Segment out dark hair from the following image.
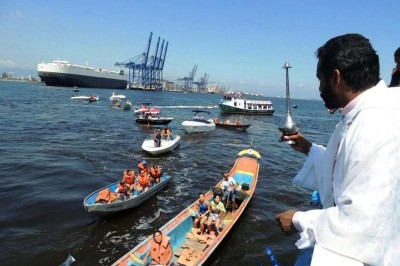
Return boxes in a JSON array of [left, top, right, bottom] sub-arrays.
[[153, 229, 162, 238], [199, 192, 204, 196], [316, 33, 380, 92], [395, 47, 400, 56]]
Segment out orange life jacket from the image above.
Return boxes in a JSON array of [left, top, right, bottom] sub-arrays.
[[95, 188, 119, 203], [117, 183, 130, 193], [138, 171, 149, 187], [150, 233, 171, 265], [123, 170, 135, 184], [150, 167, 162, 179]]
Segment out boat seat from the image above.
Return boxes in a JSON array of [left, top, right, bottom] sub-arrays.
[[233, 171, 253, 187]]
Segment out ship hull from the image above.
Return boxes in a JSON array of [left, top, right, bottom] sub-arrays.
[[219, 103, 275, 115], [38, 71, 127, 89]]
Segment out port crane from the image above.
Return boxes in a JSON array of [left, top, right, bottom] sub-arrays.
[[193, 72, 209, 93], [178, 64, 198, 92], [115, 32, 168, 90]]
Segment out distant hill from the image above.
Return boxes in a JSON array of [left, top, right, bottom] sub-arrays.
[[0, 67, 38, 79]]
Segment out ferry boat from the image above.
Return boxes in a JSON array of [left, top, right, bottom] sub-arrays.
[[38, 60, 128, 89], [219, 93, 275, 115]]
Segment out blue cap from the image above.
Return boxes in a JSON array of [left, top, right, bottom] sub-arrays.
[[142, 160, 147, 164]]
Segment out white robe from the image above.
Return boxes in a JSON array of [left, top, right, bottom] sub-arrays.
[[292, 81, 400, 265]]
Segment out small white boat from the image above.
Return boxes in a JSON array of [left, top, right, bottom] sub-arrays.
[[83, 174, 171, 216], [70, 95, 99, 102], [182, 109, 216, 133], [141, 133, 181, 155], [109, 92, 126, 101]]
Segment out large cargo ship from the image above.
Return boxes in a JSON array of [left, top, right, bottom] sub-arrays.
[[38, 60, 127, 89]]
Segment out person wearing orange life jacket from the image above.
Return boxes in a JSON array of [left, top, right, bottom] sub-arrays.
[[117, 169, 136, 194], [136, 170, 150, 193], [143, 230, 173, 266], [150, 165, 162, 183], [137, 160, 148, 174]]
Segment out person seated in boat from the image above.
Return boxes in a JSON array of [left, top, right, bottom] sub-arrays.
[[235, 119, 241, 125], [154, 129, 162, 147], [221, 173, 238, 212], [206, 194, 226, 234], [143, 229, 173, 266], [136, 170, 151, 193], [137, 160, 148, 174], [213, 117, 219, 123], [117, 169, 136, 195], [194, 192, 210, 235], [223, 119, 230, 124], [150, 165, 163, 183]]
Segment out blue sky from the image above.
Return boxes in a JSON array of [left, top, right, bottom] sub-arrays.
[[0, 0, 399, 99]]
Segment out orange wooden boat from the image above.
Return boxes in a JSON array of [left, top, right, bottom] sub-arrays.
[[112, 148, 261, 266]]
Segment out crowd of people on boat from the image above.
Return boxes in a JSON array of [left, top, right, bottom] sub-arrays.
[[116, 160, 163, 197]]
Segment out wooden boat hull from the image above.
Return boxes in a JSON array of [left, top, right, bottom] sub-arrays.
[[136, 118, 173, 125], [141, 135, 181, 155], [112, 150, 260, 266], [215, 122, 251, 130], [83, 174, 171, 216]]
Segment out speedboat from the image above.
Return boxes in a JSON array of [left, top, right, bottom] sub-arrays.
[[214, 119, 251, 131], [109, 92, 126, 101], [182, 109, 216, 133], [71, 95, 99, 101], [111, 149, 260, 265], [141, 132, 181, 155], [135, 104, 173, 125]]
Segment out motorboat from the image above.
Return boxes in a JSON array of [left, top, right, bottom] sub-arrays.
[[135, 104, 173, 125], [214, 118, 251, 130], [83, 174, 171, 216], [71, 95, 99, 102], [111, 148, 260, 265], [109, 92, 126, 101], [141, 132, 181, 155], [181, 109, 216, 133]]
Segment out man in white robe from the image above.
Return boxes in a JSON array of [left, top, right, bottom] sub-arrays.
[[275, 34, 400, 265]]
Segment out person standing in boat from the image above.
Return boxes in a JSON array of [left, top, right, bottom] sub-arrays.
[[221, 173, 237, 212], [389, 47, 400, 87], [143, 229, 173, 266], [275, 34, 400, 265], [154, 129, 162, 147]]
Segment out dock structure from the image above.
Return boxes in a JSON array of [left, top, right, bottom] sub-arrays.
[[193, 72, 209, 93], [178, 64, 198, 93], [115, 32, 168, 90]]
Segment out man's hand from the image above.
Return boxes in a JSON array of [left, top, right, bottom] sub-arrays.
[[275, 210, 298, 234], [281, 132, 312, 155]]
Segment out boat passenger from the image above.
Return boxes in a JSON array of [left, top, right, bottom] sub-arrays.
[[213, 117, 219, 123], [221, 173, 238, 212], [150, 165, 162, 183], [143, 229, 173, 266], [161, 126, 171, 140], [120, 169, 136, 194], [154, 129, 162, 147], [194, 192, 210, 235], [206, 195, 226, 234], [235, 119, 241, 125], [136, 170, 150, 193], [137, 160, 148, 174]]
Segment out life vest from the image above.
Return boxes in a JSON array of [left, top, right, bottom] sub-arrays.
[[95, 188, 119, 203], [117, 183, 130, 194], [123, 170, 135, 184], [138, 171, 149, 187], [137, 162, 148, 173], [150, 233, 171, 265], [150, 167, 162, 179]]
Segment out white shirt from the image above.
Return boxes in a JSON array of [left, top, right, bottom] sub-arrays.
[[220, 177, 236, 191], [292, 81, 400, 265]]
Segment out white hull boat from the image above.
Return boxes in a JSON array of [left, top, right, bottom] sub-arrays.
[[83, 174, 171, 216], [141, 134, 181, 155], [109, 92, 126, 101], [182, 119, 216, 133], [70, 95, 99, 101]]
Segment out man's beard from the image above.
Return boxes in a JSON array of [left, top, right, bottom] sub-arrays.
[[320, 83, 340, 110]]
